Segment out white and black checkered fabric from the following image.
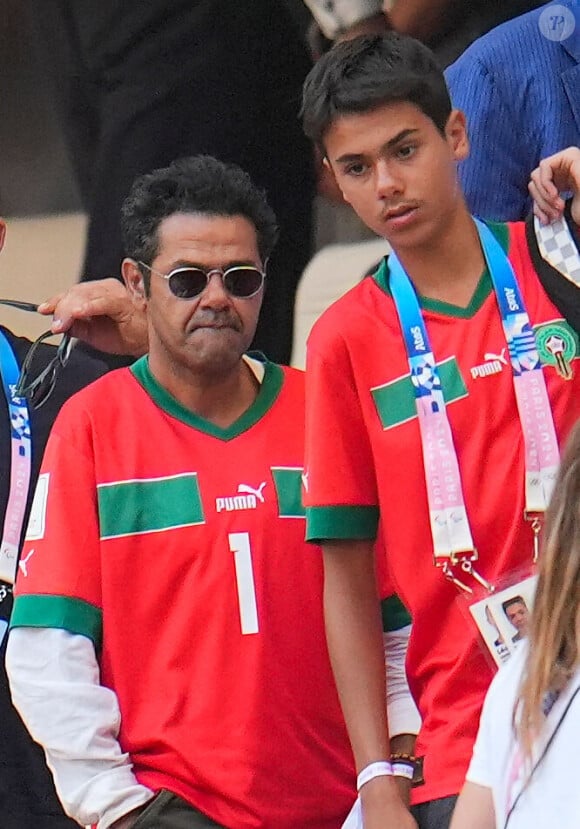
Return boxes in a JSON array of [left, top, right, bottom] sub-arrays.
[[535, 215, 580, 288]]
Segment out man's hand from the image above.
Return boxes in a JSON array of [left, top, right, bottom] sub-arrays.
[[38, 278, 148, 356], [360, 776, 418, 829], [529, 146, 580, 226]]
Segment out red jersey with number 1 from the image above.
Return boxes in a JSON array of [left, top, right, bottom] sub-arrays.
[[12, 359, 354, 828]]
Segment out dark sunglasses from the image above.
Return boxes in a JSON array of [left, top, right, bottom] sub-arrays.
[[138, 262, 265, 299], [0, 299, 72, 409]]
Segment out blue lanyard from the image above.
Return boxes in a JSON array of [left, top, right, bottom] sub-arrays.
[[388, 220, 559, 592], [0, 329, 32, 641]]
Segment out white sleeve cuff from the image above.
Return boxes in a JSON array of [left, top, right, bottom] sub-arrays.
[[384, 626, 421, 737]]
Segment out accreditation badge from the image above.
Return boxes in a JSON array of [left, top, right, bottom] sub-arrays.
[[464, 573, 538, 670]]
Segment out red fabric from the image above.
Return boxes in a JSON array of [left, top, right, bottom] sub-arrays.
[[305, 221, 580, 805], [17, 365, 354, 828]]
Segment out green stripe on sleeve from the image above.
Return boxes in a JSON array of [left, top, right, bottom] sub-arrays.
[[306, 505, 379, 543], [381, 594, 411, 632], [98, 473, 205, 539], [10, 595, 103, 649]]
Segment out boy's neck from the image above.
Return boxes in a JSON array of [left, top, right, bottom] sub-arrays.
[[393, 207, 486, 308]]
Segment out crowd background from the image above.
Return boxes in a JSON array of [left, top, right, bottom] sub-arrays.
[[0, 0, 548, 346]]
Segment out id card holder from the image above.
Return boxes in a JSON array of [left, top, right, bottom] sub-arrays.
[[460, 571, 538, 671]]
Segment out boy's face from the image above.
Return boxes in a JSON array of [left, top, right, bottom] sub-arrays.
[[323, 101, 469, 251]]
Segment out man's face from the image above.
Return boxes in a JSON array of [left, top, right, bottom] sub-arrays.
[[506, 601, 530, 636], [134, 212, 263, 379], [323, 101, 468, 251]]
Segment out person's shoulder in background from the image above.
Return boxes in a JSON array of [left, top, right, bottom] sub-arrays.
[[445, 2, 580, 221]]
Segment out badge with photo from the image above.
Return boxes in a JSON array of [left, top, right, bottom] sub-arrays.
[[468, 575, 538, 669]]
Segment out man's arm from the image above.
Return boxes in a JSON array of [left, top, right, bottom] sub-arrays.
[[6, 628, 153, 829], [38, 278, 148, 356], [322, 539, 417, 829]]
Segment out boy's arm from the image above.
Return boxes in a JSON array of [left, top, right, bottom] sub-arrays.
[[322, 539, 417, 829]]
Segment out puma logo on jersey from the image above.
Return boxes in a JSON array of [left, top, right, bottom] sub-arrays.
[[237, 482, 266, 502], [216, 483, 266, 513], [19, 549, 34, 577], [471, 348, 508, 379], [483, 348, 508, 366]]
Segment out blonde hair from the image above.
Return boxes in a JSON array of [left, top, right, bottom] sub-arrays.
[[516, 419, 580, 759]]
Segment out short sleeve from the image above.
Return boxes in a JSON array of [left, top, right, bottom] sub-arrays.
[[304, 320, 379, 543]]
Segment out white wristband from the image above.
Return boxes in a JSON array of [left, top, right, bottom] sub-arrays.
[[392, 761, 415, 780], [356, 761, 394, 791]]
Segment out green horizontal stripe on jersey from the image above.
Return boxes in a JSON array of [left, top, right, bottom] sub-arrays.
[[98, 473, 205, 539], [306, 505, 379, 543], [371, 356, 468, 430], [271, 467, 305, 518], [10, 595, 102, 648], [381, 594, 411, 632]]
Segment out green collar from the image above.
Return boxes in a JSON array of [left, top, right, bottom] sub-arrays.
[[130, 355, 284, 441], [372, 220, 509, 319]]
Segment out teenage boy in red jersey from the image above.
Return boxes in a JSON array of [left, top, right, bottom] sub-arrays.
[[5, 156, 418, 829], [300, 33, 580, 829]]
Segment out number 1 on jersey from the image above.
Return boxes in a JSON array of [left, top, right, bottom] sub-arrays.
[[229, 532, 259, 635]]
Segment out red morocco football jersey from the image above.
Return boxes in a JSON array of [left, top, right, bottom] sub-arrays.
[[304, 219, 580, 806], [12, 359, 355, 829]]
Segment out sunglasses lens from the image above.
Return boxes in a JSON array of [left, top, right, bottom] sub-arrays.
[[167, 269, 208, 299], [29, 368, 58, 410], [15, 332, 71, 409], [224, 267, 264, 298]]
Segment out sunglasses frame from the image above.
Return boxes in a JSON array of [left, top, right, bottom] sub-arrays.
[[138, 261, 265, 299], [0, 298, 72, 409]]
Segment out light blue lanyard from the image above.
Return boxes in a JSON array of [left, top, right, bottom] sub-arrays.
[[0, 330, 32, 641], [388, 220, 559, 591]]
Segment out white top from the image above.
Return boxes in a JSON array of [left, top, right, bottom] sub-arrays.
[[467, 645, 580, 829], [7, 625, 418, 829]]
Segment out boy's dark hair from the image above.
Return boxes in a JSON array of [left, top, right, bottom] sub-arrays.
[[121, 155, 278, 291], [301, 33, 452, 149]]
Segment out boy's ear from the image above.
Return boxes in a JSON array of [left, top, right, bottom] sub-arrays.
[[321, 157, 349, 205], [122, 259, 147, 308], [0, 219, 6, 253], [445, 109, 469, 162]]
